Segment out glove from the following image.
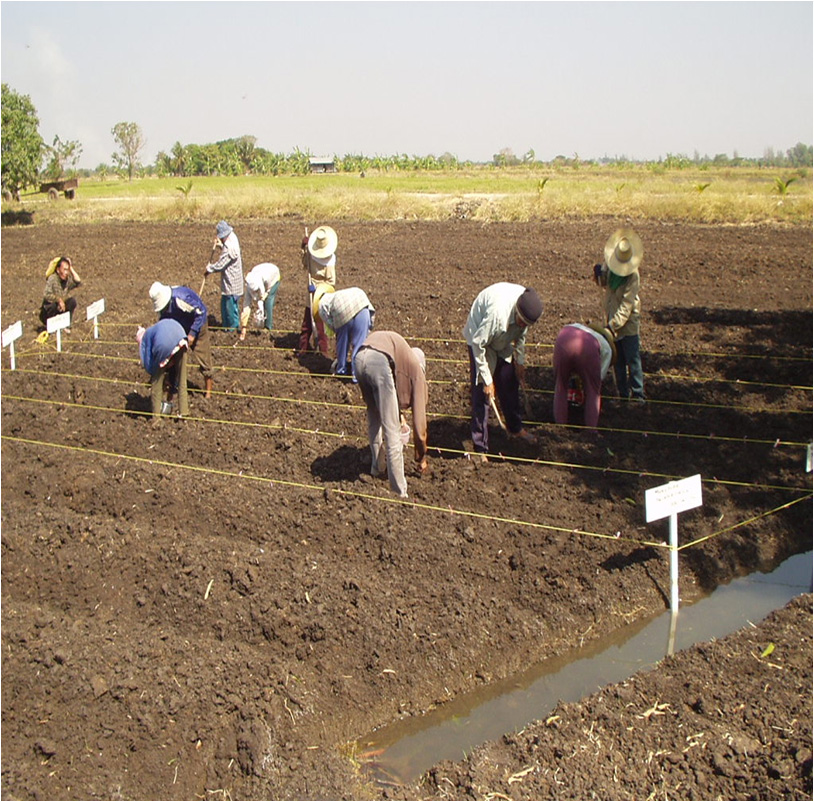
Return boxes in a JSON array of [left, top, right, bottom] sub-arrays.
[[301, 236, 309, 250], [308, 283, 316, 293], [593, 263, 602, 283]]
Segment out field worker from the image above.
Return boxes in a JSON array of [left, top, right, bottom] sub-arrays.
[[354, 331, 429, 498], [463, 283, 542, 457], [205, 220, 243, 332], [239, 262, 281, 343], [316, 286, 375, 383], [298, 225, 337, 356], [40, 256, 81, 331], [593, 228, 645, 402], [553, 323, 617, 429], [150, 281, 214, 399], [137, 318, 189, 417]]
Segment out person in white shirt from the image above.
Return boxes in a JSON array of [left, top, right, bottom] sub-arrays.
[[462, 282, 542, 456], [239, 262, 281, 343]]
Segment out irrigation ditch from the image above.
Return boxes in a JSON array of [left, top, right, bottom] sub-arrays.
[[1, 219, 811, 799]]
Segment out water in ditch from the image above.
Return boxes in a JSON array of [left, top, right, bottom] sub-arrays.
[[356, 550, 812, 786]]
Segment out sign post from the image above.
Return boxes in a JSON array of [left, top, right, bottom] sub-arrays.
[[2, 320, 23, 369], [645, 474, 703, 615], [46, 311, 71, 352], [86, 298, 105, 340]]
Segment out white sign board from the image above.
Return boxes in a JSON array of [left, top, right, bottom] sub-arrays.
[[46, 311, 71, 333], [645, 474, 703, 523], [2, 320, 23, 348], [86, 298, 105, 320]]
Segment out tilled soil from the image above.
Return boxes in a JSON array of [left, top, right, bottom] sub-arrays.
[[1, 219, 811, 800]]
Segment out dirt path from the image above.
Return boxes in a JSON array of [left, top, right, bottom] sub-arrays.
[[1, 220, 811, 799]]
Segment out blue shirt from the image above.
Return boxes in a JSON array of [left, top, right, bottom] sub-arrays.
[[140, 319, 187, 375], [160, 286, 207, 338]]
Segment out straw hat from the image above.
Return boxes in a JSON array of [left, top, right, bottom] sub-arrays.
[[308, 226, 338, 259], [312, 284, 335, 320], [604, 228, 643, 277], [149, 281, 172, 313]]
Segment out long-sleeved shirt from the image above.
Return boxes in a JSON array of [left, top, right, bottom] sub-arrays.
[[302, 251, 336, 287], [160, 286, 207, 339], [43, 272, 80, 303], [361, 330, 429, 462], [462, 282, 528, 387], [600, 265, 640, 338], [140, 319, 187, 375], [207, 231, 244, 296], [318, 287, 374, 333]]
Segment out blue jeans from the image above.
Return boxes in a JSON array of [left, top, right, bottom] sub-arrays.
[[614, 334, 644, 399], [221, 294, 240, 332], [335, 308, 373, 383]]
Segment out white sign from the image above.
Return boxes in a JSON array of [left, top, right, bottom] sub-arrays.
[[47, 311, 71, 333], [2, 320, 22, 348], [807, 443, 812, 474], [645, 474, 703, 523], [86, 298, 105, 320]]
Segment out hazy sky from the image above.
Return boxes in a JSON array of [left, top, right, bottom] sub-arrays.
[[2, 1, 812, 169]]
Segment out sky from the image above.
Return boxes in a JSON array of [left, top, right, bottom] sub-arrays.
[[1, 1, 812, 169]]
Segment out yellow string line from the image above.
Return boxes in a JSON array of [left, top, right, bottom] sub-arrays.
[[677, 494, 813, 551], [0, 434, 666, 549], [51, 338, 814, 392], [4, 393, 811, 494], [95, 323, 814, 363], [4, 368, 812, 449], [11, 350, 811, 416]]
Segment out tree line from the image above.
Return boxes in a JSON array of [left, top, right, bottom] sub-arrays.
[[2, 82, 812, 198]]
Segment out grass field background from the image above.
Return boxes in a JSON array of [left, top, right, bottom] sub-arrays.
[[4, 165, 811, 225]]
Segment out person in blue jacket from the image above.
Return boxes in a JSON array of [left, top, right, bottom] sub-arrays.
[[137, 318, 189, 417], [150, 282, 214, 398]]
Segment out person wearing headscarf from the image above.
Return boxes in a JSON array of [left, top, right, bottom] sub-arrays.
[[593, 228, 645, 402], [205, 220, 243, 332], [316, 286, 375, 383], [137, 318, 189, 417], [462, 283, 542, 458], [298, 225, 337, 357], [353, 330, 429, 498], [239, 262, 281, 343], [553, 323, 617, 429], [40, 256, 82, 330], [149, 282, 214, 399]]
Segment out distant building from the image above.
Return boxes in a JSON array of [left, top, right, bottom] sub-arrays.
[[309, 156, 336, 174]]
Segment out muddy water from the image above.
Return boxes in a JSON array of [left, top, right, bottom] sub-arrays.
[[357, 551, 812, 786]]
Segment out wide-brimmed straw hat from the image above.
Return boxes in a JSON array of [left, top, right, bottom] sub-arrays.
[[604, 228, 643, 277], [308, 226, 338, 259], [149, 281, 172, 313]]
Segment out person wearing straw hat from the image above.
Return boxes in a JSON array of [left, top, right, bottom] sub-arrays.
[[39, 256, 81, 331], [137, 318, 189, 417], [316, 286, 375, 383], [552, 322, 617, 429], [593, 228, 645, 402], [353, 331, 429, 498], [298, 225, 337, 356], [239, 262, 281, 344], [204, 220, 244, 332], [463, 283, 542, 459], [149, 281, 214, 399]]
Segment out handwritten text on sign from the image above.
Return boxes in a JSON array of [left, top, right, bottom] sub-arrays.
[[645, 474, 703, 523], [86, 298, 105, 320]]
